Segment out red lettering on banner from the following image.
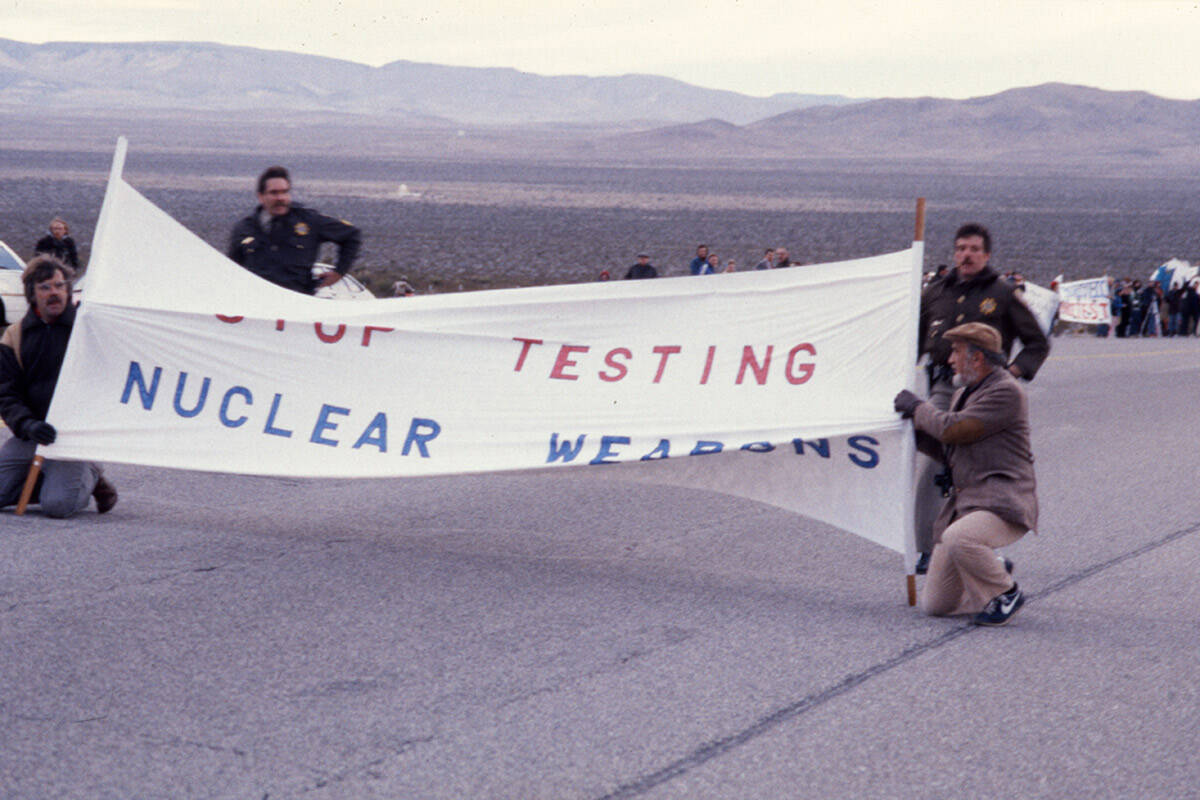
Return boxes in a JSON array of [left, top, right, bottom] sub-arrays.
[[786, 343, 816, 384], [314, 323, 347, 343], [512, 337, 543, 371], [362, 326, 394, 347], [506, 337, 818, 386], [550, 345, 590, 380], [699, 345, 716, 384], [651, 346, 681, 383], [215, 316, 398, 349], [599, 348, 632, 382], [736, 345, 773, 385]]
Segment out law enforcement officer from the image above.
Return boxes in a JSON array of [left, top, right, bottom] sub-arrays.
[[227, 166, 362, 295], [913, 223, 1048, 572]]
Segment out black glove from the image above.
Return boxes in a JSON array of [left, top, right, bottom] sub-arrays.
[[893, 389, 922, 418], [23, 420, 57, 445]]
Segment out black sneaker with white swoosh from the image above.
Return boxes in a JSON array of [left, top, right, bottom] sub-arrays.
[[974, 583, 1024, 626]]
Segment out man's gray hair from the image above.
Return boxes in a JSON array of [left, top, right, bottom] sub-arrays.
[[966, 342, 1008, 368]]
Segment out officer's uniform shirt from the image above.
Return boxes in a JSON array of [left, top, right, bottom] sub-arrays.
[[228, 203, 361, 295]]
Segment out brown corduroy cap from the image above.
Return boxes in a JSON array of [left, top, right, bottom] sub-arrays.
[[943, 322, 1002, 354]]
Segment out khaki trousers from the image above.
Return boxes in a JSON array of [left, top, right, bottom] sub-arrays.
[[920, 509, 1025, 617]]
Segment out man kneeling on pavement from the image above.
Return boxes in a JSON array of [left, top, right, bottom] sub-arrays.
[[894, 322, 1037, 626], [1, 256, 117, 516]]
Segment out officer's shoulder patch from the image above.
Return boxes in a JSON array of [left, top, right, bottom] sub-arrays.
[[294, 222, 310, 236]]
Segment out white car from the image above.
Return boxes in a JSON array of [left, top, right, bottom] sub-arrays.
[[312, 264, 376, 301], [0, 240, 27, 325]]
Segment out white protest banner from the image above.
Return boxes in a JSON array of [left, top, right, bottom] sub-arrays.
[[1058, 277, 1111, 324], [44, 141, 922, 557], [1018, 281, 1059, 335]]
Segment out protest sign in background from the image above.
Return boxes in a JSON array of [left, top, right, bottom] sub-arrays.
[[1058, 277, 1111, 324]]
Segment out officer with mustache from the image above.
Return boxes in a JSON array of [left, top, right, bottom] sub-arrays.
[[228, 165, 362, 295], [913, 223, 1048, 574]]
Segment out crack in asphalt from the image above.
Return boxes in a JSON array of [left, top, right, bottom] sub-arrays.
[[141, 733, 249, 758], [298, 736, 435, 794], [595, 519, 1200, 800]]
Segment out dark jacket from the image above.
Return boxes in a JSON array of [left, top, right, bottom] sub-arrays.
[[227, 204, 361, 294], [34, 235, 80, 269], [0, 302, 76, 440], [913, 367, 1038, 537], [919, 265, 1050, 380], [624, 263, 658, 280]]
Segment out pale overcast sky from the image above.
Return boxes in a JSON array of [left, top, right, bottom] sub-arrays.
[[5, 0, 1200, 99]]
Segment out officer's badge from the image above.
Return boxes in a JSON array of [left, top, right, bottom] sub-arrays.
[[980, 298, 997, 315], [294, 222, 310, 236]]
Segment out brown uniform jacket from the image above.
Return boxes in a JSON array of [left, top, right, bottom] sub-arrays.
[[913, 367, 1038, 539], [919, 266, 1050, 379]]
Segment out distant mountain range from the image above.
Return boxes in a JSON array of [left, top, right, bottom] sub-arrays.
[[609, 83, 1200, 162], [2, 39, 1198, 165], [0, 38, 858, 126]]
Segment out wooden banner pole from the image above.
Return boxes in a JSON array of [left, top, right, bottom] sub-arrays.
[[15, 453, 44, 515], [905, 198, 927, 607]]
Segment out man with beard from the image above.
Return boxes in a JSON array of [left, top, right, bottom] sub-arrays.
[[228, 166, 362, 295], [913, 224, 1048, 573], [0, 256, 117, 517], [688, 244, 713, 275], [894, 323, 1037, 626]]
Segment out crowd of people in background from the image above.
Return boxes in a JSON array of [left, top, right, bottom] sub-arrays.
[[1098, 278, 1200, 338], [608, 243, 798, 281]]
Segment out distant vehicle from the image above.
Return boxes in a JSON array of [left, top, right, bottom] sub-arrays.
[[312, 264, 376, 301], [1, 240, 27, 324]]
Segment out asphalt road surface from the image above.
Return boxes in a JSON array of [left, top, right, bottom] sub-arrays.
[[2, 334, 1198, 799]]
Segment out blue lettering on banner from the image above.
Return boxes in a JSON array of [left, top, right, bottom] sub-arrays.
[[121, 361, 162, 408], [546, 431, 883, 470], [590, 435, 630, 465], [264, 393, 293, 438], [354, 413, 388, 452], [547, 433, 586, 463], [792, 438, 830, 457], [219, 386, 252, 428], [173, 372, 211, 418], [401, 418, 441, 458], [847, 435, 880, 469], [640, 439, 670, 461], [311, 404, 351, 446], [117, 361, 440, 457]]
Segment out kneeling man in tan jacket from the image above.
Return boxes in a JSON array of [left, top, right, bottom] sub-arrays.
[[894, 322, 1037, 626]]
